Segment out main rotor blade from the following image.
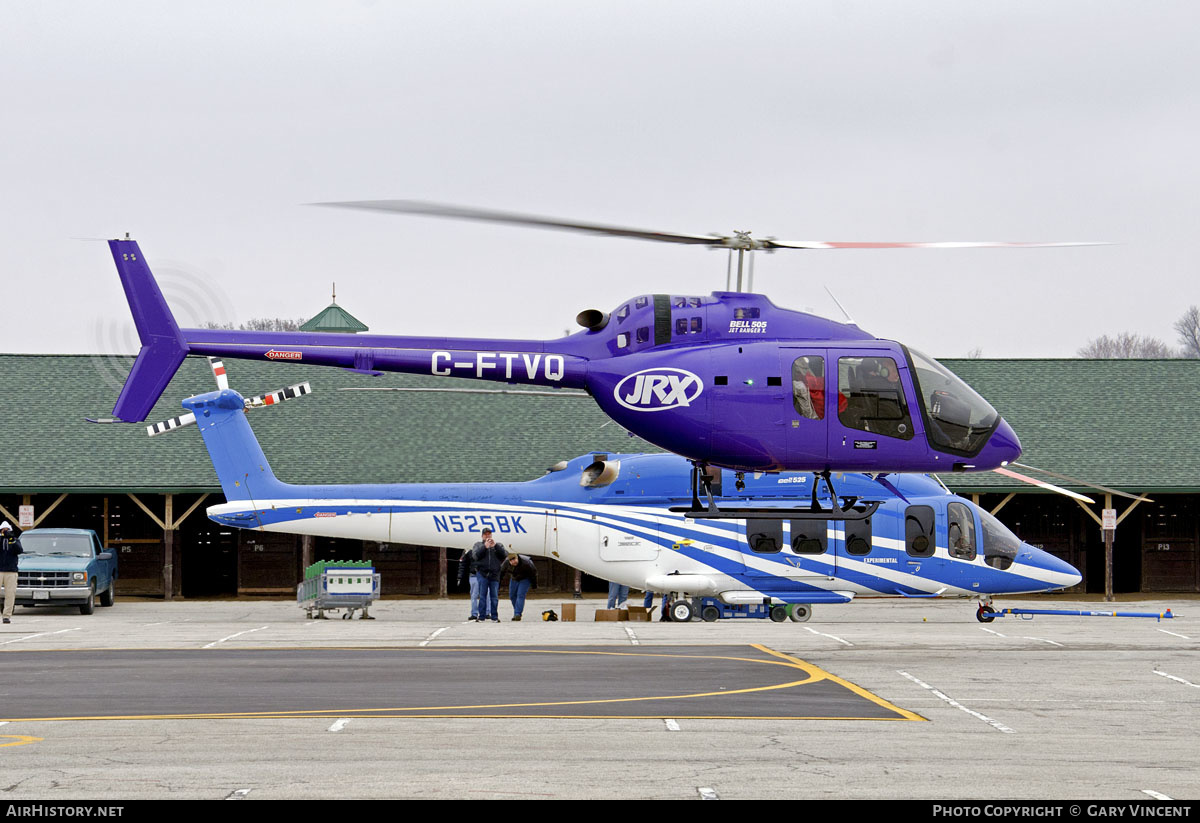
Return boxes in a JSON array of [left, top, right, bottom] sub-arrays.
[[764, 240, 1109, 250], [314, 200, 721, 246], [1010, 462, 1150, 503], [993, 467, 1095, 504]]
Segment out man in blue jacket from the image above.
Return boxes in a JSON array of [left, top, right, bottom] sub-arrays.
[[0, 522, 23, 624]]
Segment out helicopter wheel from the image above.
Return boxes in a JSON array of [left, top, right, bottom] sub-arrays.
[[976, 604, 997, 623], [670, 600, 695, 623], [789, 604, 812, 623]]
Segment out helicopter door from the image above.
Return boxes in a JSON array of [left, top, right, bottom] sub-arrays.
[[742, 518, 835, 583], [782, 349, 830, 468], [828, 351, 925, 471]]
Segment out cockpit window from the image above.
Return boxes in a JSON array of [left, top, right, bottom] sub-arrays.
[[947, 501, 977, 561], [635, 296, 649, 308], [636, 326, 650, 344], [616, 304, 630, 323], [905, 347, 1000, 456], [978, 508, 1019, 570], [838, 356, 914, 440]]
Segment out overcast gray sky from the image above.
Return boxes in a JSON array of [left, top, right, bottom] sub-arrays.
[[3, 0, 1196, 358]]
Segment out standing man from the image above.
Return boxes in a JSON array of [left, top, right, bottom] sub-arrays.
[[502, 553, 538, 621], [472, 528, 507, 623], [0, 522, 22, 625], [457, 544, 481, 622]]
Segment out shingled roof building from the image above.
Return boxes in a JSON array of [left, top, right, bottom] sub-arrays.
[[0, 355, 1196, 598]]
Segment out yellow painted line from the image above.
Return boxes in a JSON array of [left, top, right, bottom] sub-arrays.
[[753, 643, 926, 721], [0, 735, 42, 747], [0, 645, 919, 722]]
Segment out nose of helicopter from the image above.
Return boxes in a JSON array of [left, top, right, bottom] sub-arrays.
[[1023, 543, 1083, 591], [975, 417, 1022, 469]]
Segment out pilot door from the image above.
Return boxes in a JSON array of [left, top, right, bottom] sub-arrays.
[[742, 518, 836, 583], [827, 349, 925, 471]]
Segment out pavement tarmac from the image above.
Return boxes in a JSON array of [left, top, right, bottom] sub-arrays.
[[0, 594, 1194, 801]]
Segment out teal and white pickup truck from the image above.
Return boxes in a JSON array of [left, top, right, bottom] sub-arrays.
[[16, 528, 119, 615]]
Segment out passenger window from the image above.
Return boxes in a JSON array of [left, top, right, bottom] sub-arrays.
[[838, 356, 914, 440], [947, 502, 977, 561], [790, 520, 827, 554], [845, 517, 872, 555], [791, 356, 825, 420], [905, 506, 936, 557], [690, 316, 702, 333], [747, 520, 783, 554], [734, 307, 760, 320], [675, 317, 688, 335]]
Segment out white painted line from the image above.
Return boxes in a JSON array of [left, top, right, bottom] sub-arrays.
[[203, 626, 269, 649], [803, 626, 852, 646], [664, 719, 680, 732], [623, 625, 639, 646], [980, 627, 1007, 638], [1020, 636, 1065, 647], [225, 789, 251, 800], [328, 718, 351, 733], [1154, 670, 1200, 688], [0, 628, 81, 646], [1142, 790, 1173, 800], [420, 627, 450, 647], [899, 671, 1015, 733], [698, 787, 719, 800], [1158, 629, 1190, 639]]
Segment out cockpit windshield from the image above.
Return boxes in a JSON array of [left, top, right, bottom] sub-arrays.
[[978, 508, 1020, 570], [905, 347, 1000, 456]]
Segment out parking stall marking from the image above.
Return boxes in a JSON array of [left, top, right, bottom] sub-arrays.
[[898, 671, 1014, 733]]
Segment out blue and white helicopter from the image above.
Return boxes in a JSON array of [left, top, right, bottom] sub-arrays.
[[153, 361, 1082, 622]]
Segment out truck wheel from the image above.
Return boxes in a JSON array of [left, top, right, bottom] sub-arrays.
[[701, 605, 721, 622], [99, 581, 115, 607], [769, 605, 788, 622], [79, 584, 95, 615]]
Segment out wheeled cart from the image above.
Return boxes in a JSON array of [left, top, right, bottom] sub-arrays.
[[298, 563, 380, 619]]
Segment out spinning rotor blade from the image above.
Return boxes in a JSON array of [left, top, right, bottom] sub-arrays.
[[993, 467, 1094, 504], [246, 382, 312, 408], [315, 200, 720, 246], [315, 200, 1108, 253]]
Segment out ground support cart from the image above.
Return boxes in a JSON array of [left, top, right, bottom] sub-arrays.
[[297, 563, 380, 619]]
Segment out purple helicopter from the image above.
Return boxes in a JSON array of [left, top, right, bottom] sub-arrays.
[[103, 202, 1099, 518]]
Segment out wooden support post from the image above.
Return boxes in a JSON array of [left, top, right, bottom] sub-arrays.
[[438, 547, 448, 599]]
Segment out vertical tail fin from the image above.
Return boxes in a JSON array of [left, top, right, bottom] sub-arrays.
[[109, 238, 189, 422], [182, 389, 290, 502]]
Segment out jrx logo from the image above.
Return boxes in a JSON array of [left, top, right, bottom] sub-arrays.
[[614, 368, 704, 411]]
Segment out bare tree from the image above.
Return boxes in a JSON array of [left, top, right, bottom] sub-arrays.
[[1174, 306, 1200, 358], [1077, 333, 1174, 358], [201, 318, 307, 332]]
